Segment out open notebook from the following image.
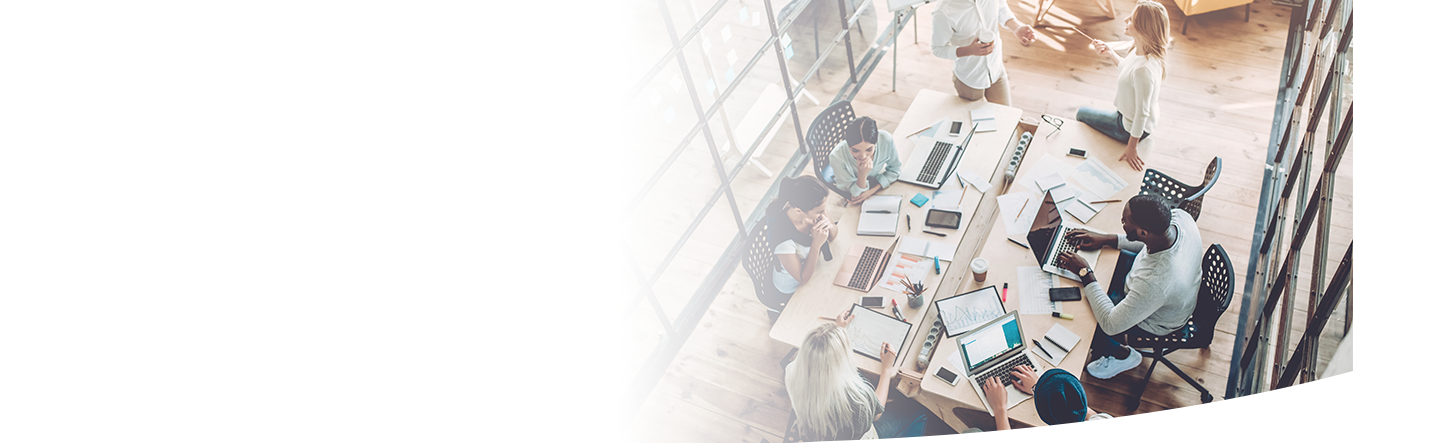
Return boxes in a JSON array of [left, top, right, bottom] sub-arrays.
[[857, 195, 902, 236]]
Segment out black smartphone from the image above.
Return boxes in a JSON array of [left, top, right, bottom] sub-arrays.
[[1049, 287, 1083, 302], [861, 296, 884, 307], [934, 366, 960, 385]]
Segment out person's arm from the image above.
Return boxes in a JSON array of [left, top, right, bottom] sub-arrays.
[[872, 343, 898, 420], [873, 132, 902, 188], [931, 12, 962, 60], [829, 145, 870, 197], [1120, 63, 1159, 170], [776, 235, 825, 286], [981, 377, 1010, 430], [1085, 275, 1167, 336]]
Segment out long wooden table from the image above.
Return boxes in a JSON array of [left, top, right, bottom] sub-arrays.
[[768, 89, 1023, 377], [907, 113, 1150, 429]]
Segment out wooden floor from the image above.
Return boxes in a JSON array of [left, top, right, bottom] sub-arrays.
[[623, 0, 1352, 441]]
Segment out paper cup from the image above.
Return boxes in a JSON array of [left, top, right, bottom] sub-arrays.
[[971, 258, 989, 282]]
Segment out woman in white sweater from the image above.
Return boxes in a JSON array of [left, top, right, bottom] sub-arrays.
[[1076, 0, 1170, 171]]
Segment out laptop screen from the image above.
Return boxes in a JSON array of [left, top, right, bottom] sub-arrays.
[[959, 314, 1024, 372], [1025, 191, 1063, 267]]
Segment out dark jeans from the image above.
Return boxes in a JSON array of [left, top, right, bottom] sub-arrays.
[[1088, 249, 1165, 360], [871, 398, 929, 443], [1076, 106, 1150, 144]]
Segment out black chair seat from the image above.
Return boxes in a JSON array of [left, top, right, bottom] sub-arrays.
[[1138, 157, 1221, 221], [1117, 244, 1232, 410]]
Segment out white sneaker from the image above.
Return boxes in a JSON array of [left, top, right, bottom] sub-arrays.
[[1086, 348, 1142, 379]]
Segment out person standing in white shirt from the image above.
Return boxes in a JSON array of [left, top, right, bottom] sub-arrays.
[[931, 0, 1035, 105], [1078, 0, 1170, 171]]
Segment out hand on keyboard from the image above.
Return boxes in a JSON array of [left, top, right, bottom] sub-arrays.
[[1065, 229, 1109, 251], [1009, 365, 1040, 395], [1057, 251, 1091, 275], [982, 376, 1009, 413]]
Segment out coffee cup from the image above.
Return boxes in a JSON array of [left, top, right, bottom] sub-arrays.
[[971, 258, 989, 282]]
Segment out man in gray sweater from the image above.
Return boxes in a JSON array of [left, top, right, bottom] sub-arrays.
[[1056, 194, 1202, 379]]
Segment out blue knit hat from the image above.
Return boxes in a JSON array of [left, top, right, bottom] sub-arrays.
[[1033, 369, 1088, 425]]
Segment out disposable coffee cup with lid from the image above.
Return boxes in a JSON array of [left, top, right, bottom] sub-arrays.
[[970, 258, 989, 282]]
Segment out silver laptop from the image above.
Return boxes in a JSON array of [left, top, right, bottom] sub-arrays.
[[955, 311, 1038, 415], [1025, 190, 1101, 282], [897, 123, 976, 189]]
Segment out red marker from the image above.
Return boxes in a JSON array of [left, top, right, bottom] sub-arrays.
[[1002, 283, 1009, 302], [890, 299, 905, 320]]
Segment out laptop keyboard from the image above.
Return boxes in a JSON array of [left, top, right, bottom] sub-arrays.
[[974, 353, 1036, 388], [915, 141, 952, 184], [1048, 228, 1082, 269], [848, 246, 883, 289]]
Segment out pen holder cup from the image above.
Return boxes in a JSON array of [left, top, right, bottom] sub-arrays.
[[907, 292, 924, 309]]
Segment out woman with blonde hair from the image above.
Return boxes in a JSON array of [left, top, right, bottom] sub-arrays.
[[784, 313, 929, 443], [1077, 0, 1170, 171]]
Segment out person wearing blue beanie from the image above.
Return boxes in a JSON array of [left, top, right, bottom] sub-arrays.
[[980, 367, 1113, 430]]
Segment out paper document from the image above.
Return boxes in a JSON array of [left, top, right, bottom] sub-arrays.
[[946, 350, 965, 372], [1017, 266, 1058, 315], [907, 119, 946, 143], [1068, 156, 1129, 200], [848, 304, 913, 361], [956, 169, 993, 193], [898, 236, 957, 262], [878, 253, 931, 294], [997, 191, 1043, 236], [929, 189, 965, 210], [1014, 155, 1073, 196]]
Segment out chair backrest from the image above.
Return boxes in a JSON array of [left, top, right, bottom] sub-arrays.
[[805, 100, 855, 197], [741, 216, 784, 311], [1177, 157, 1222, 221], [1188, 244, 1234, 345]]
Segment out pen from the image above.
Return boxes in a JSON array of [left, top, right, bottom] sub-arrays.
[[1052, 312, 1074, 320], [907, 214, 912, 231], [1032, 339, 1054, 359], [891, 299, 906, 320], [923, 230, 946, 237], [866, 210, 890, 213], [1002, 283, 1008, 302], [1090, 199, 1121, 204], [1015, 198, 1029, 220], [1045, 335, 1068, 352], [1008, 237, 1029, 249], [933, 256, 940, 274]]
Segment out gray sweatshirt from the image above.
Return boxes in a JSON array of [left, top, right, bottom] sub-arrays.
[[1084, 209, 1202, 336]]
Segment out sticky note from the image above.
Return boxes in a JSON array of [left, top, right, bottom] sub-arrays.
[[910, 193, 930, 207]]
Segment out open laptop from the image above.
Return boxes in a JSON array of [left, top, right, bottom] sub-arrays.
[[832, 238, 900, 292], [1025, 190, 1102, 282], [897, 123, 976, 189], [954, 311, 1039, 415]]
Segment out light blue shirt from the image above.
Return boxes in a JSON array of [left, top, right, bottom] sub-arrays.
[[828, 130, 902, 197]]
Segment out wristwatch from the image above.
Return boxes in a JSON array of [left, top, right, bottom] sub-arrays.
[[1078, 267, 1092, 279]]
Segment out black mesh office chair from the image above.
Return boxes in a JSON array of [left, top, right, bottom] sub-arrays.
[[1138, 157, 1221, 221], [742, 217, 790, 324], [805, 100, 856, 199], [1120, 244, 1233, 410]]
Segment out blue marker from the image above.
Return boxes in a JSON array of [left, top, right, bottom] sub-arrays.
[[933, 256, 941, 274]]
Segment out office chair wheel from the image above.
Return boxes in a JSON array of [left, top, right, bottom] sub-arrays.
[[1200, 392, 1213, 404]]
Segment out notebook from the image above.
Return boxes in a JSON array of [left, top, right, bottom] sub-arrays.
[[857, 195, 902, 236], [1032, 323, 1083, 367]]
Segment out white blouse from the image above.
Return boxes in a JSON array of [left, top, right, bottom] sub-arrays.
[[1114, 51, 1164, 139]]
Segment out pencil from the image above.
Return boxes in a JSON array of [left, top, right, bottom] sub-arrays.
[[1015, 197, 1029, 220], [1090, 199, 1121, 204], [1070, 26, 1095, 42]]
